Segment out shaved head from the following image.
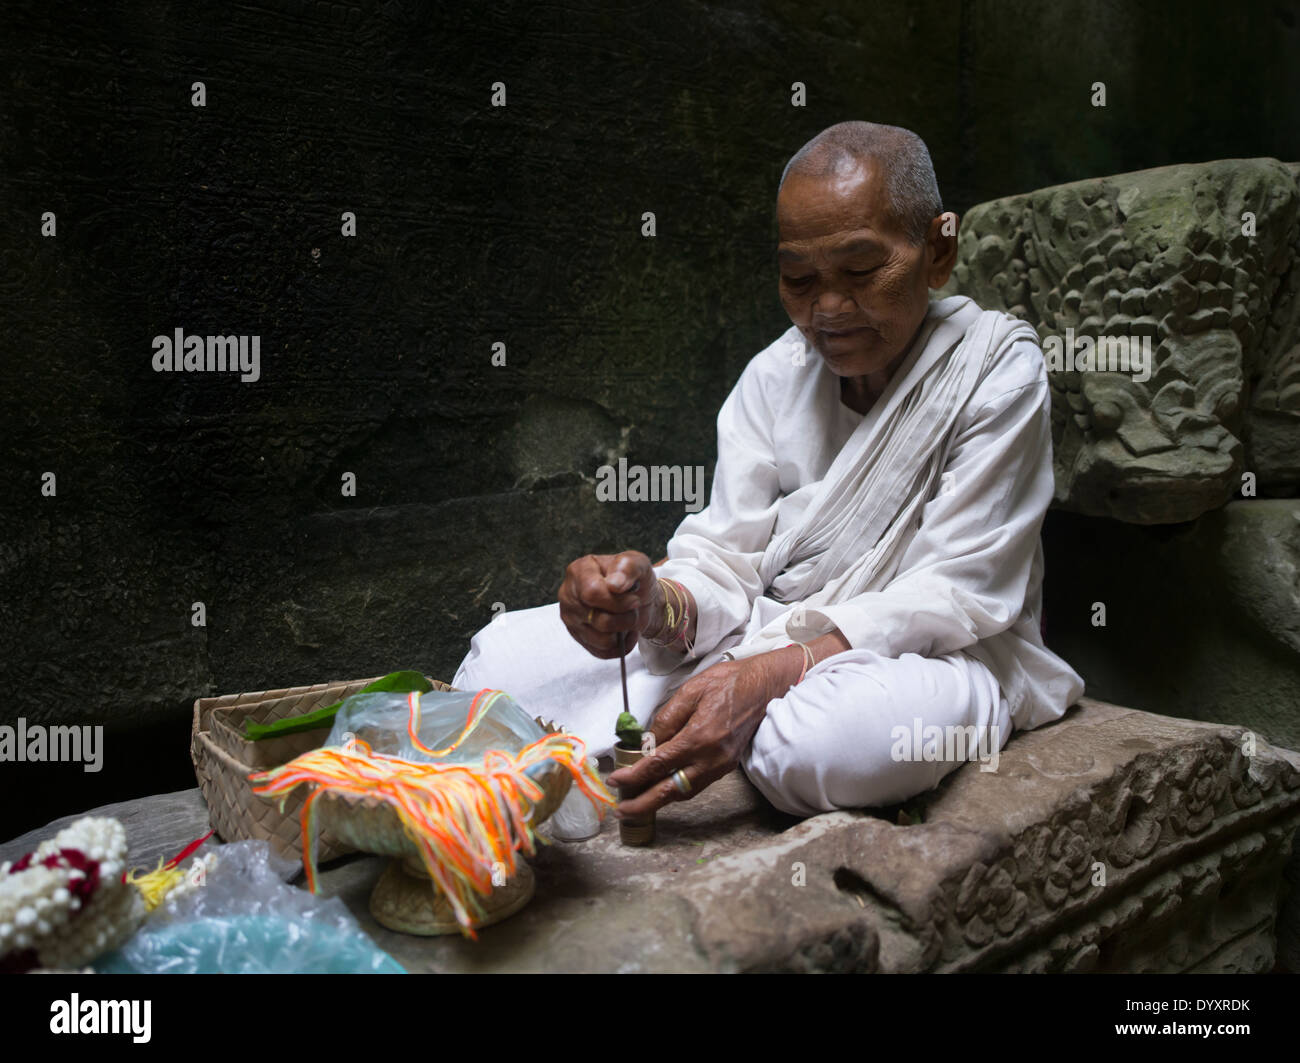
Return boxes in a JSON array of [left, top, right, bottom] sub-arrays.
[[779, 121, 942, 245], [774, 121, 960, 404]]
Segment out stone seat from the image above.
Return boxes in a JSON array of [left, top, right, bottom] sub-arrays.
[[5, 696, 1295, 973]]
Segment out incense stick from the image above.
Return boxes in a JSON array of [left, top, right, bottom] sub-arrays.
[[618, 579, 639, 717]]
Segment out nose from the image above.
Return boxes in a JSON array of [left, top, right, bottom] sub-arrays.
[[811, 287, 858, 322]]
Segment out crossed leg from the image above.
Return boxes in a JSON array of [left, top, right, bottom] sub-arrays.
[[740, 648, 1011, 817]]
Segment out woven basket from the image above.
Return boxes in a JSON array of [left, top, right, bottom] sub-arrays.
[[190, 675, 452, 864]]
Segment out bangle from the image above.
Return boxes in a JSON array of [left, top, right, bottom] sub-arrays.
[[784, 641, 815, 684], [649, 578, 683, 646], [647, 580, 672, 644], [653, 578, 694, 655], [673, 580, 695, 656]]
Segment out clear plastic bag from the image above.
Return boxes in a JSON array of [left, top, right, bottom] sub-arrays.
[[326, 689, 610, 842], [94, 841, 404, 974], [324, 688, 543, 764], [324, 688, 576, 814]]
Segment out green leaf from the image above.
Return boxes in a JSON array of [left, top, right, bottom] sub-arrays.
[[243, 670, 434, 741], [614, 710, 642, 750], [352, 670, 433, 696]]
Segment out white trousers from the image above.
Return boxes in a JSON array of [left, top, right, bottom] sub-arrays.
[[452, 601, 1011, 818]]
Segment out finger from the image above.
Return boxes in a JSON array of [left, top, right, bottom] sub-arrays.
[[616, 763, 723, 818], [583, 620, 646, 658], [558, 603, 625, 658], [603, 552, 647, 595], [572, 629, 625, 659], [558, 555, 604, 616], [605, 730, 694, 791], [647, 687, 700, 747], [604, 693, 700, 789], [560, 561, 641, 644], [582, 604, 642, 635], [583, 555, 648, 611]]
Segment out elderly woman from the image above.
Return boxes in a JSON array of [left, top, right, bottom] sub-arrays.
[[454, 121, 1084, 820]]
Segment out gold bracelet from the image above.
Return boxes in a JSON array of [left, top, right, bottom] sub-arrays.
[[668, 579, 687, 644], [667, 579, 694, 655], [652, 578, 687, 647], [648, 579, 678, 645]]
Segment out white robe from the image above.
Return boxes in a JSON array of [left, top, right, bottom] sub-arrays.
[[454, 296, 1085, 812]]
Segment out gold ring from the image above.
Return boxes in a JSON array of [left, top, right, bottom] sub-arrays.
[[671, 769, 692, 795]]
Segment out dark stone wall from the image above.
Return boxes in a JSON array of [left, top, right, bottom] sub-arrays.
[[2, 0, 1298, 840], [1041, 504, 1300, 757]]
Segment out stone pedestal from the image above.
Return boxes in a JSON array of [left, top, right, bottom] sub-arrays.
[[9, 698, 1294, 973]]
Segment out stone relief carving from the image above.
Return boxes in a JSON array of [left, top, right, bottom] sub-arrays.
[[948, 159, 1300, 523], [926, 728, 1299, 971]]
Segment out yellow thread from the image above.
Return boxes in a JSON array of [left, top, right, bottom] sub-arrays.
[[250, 731, 614, 938], [126, 860, 187, 912]]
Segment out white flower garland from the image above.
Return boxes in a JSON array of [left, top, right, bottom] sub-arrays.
[[0, 816, 145, 970]]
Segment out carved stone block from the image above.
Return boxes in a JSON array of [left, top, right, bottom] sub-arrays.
[[6, 700, 1295, 973], [947, 159, 1300, 523]]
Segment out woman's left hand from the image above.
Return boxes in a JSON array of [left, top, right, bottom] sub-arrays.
[[605, 647, 804, 817]]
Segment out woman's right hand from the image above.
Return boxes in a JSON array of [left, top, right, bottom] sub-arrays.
[[558, 551, 660, 659]]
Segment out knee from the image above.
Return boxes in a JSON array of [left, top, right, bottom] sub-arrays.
[[740, 738, 823, 817], [741, 690, 955, 817], [742, 733, 928, 818]]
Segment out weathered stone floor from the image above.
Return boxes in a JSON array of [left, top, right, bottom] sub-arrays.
[[5, 698, 1299, 973]]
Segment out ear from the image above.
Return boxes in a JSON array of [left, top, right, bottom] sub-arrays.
[[925, 211, 960, 289]]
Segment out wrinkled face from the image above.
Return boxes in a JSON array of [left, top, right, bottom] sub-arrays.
[[777, 159, 954, 379]]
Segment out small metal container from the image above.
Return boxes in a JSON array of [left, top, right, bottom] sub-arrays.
[[613, 744, 655, 846]]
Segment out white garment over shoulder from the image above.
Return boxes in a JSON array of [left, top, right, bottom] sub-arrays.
[[639, 295, 1084, 732], [454, 295, 1085, 770]]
